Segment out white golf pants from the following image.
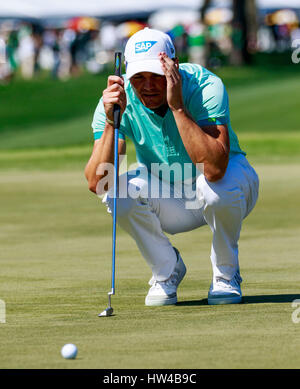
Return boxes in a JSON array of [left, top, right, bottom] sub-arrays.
[[103, 154, 259, 282]]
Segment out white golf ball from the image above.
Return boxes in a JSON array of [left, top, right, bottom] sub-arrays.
[[61, 343, 78, 359]]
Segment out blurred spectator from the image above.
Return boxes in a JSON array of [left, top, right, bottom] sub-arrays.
[[0, 36, 9, 82], [100, 22, 118, 53], [42, 28, 61, 78], [199, 7, 234, 68], [187, 22, 206, 66], [85, 29, 103, 74], [32, 23, 44, 74], [59, 28, 75, 79], [7, 29, 18, 75], [0, 36, 5, 63], [18, 25, 35, 79], [51, 30, 61, 78]]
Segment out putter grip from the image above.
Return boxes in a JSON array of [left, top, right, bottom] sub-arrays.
[[113, 52, 122, 129]]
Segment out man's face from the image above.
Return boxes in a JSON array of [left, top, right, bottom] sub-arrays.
[[130, 72, 167, 110]]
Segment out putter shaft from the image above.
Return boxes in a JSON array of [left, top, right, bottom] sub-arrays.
[[99, 52, 121, 318]]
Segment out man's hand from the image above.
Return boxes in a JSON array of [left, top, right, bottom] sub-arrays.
[[158, 52, 184, 112], [103, 76, 127, 122]]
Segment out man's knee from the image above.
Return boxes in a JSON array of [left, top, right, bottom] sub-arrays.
[[105, 192, 137, 220], [105, 169, 149, 220], [197, 175, 240, 211]]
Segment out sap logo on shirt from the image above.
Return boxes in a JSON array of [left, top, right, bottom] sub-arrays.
[[135, 41, 157, 53]]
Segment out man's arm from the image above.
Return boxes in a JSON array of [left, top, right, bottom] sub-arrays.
[[172, 110, 229, 182], [159, 52, 229, 182], [84, 127, 126, 194], [84, 75, 127, 194]]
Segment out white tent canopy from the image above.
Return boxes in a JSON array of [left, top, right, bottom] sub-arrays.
[[258, 0, 300, 9], [0, 0, 299, 19], [0, 0, 201, 18]]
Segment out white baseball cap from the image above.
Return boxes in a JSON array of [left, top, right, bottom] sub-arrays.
[[124, 27, 176, 79]]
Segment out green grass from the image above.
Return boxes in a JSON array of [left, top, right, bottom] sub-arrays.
[[0, 164, 300, 369], [0, 63, 300, 368], [0, 63, 299, 155], [0, 71, 108, 133]]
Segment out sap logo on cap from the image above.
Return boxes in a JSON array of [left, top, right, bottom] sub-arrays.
[[135, 41, 157, 53]]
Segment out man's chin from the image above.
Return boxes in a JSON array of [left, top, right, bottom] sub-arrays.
[[144, 103, 161, 110], [140, 95, 163, 108], [142, 100, 164, 110]]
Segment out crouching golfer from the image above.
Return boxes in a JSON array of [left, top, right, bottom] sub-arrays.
[[85, 28, 259, 306]]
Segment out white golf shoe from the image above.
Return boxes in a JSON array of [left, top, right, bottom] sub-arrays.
[[145, 248, 186, 306], [208, 272, 242, 305]]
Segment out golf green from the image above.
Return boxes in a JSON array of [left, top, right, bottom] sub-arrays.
[[0, 162, 300, 368]]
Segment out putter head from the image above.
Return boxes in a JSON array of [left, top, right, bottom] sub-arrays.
[[98, 307, 114, 317]]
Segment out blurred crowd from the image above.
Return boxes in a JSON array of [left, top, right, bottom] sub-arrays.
[[0, 8, 299, 83], [259, 9, 300, 52], [0, 17, 110, 82]]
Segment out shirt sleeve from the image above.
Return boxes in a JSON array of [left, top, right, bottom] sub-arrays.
[[188, 75, 230, 126], [91, 98, 126, 141]]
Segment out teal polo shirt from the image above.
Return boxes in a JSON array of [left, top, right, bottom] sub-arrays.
[[91, 63, 245, 181]]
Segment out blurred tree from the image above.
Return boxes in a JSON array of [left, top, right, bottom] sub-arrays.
[[231, 0, 258, 65], [200, 0, 258, 66], [200, 0, 211, 21]]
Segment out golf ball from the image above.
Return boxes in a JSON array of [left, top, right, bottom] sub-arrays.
[[61, 343, 78, 359]]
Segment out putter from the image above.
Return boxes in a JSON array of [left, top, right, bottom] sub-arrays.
[[98, 52, 122, 318]]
